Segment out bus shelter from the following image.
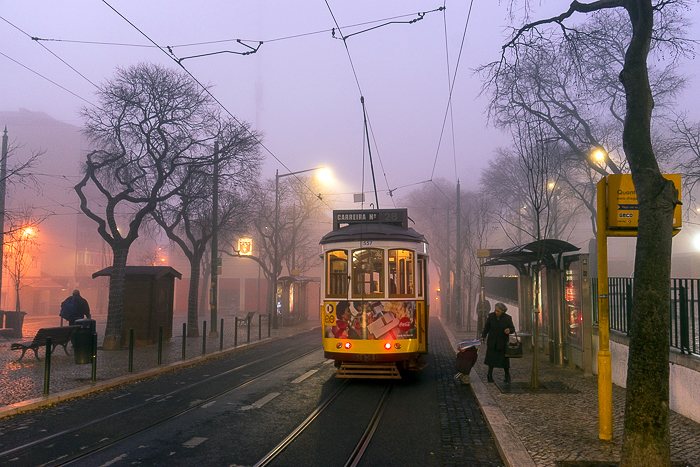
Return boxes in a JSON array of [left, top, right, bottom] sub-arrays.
[[276, 275, 321, 326], [482, 239, 581, 365]]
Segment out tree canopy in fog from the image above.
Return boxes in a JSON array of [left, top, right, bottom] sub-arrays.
[[485, 1, 694, 465], [76, 62, 253, 350]]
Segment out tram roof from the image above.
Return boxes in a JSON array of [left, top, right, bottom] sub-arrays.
[[320, 223, 427, 245]]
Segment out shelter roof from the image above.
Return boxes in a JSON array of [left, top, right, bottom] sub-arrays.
[[92, 266, 182, 280], [482, 239, 580, 272]]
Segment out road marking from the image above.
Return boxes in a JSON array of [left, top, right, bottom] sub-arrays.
[[201, 401, 217, 409], [97, 453, 127, 466], [145, 395, 162, 401], [183, 437, 208, 448], [323, 359, 334, 364], [291, 370, 318, 384], [189, 399, 204, 407], [240, 392, 280, 411], [112, 393, 131, 399]]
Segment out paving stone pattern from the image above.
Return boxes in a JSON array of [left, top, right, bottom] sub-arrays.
[[450, 324, 700, 467], [433, 323, 505, 467]]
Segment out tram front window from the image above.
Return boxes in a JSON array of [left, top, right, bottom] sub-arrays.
[[389, 249, 414, 297], [352, 248, 384, 297], [327, 250, 348, 297]]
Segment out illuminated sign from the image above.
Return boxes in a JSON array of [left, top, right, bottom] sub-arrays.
[[606, 174, 681, 230], [238, 238, 253, 256]]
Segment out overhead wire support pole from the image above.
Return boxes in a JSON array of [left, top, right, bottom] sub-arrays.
[[361, 97, 379, 209], [210, 142, 219, 337]]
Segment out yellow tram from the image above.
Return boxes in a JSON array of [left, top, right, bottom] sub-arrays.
[[320, 209, 429, 379]]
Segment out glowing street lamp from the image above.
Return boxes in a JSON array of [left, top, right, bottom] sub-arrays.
[[273, 166, 326, 329]]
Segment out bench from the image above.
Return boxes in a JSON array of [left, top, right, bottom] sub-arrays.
[[238, 312, 256, 326], [10, 326, 79, 361]]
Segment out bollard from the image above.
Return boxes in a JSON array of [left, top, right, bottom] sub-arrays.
[[128, 328, 134, 373], [202, 321, 207, 355], [247, 317, 251, 343], [43, 337, 52, 395], [91, 332, 97, 382], [234, 317, 238, 346], [158, 326, 163, 365], [259, 314, 262, 340], [182, 322, 187, 360], [268, 313, 271, 337], [220, 318, 224, 351]]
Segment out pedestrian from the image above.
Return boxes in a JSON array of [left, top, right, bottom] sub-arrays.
[[481, 302, 515, 383], [60, 289, 91, 326]]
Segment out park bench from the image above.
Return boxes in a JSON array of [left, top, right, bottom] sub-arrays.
[[10, 326, 79, 361], [239, 312, 256, 326]]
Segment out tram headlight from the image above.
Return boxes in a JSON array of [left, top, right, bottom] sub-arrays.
[[384, 342, 392, 350], [344, 342, 352, 349], [394, 343, 401, 349], [336, 342, 343, 349]]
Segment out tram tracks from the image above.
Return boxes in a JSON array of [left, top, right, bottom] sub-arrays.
[[254, 381, 394, 467], [0, 343, 321, 466]]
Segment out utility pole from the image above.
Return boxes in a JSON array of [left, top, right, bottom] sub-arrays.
[[455, 180, 462, 326], [209, 142, 219, 337], [0, 128, 7, 309]]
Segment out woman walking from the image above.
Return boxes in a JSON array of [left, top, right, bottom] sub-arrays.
[[481, 302, 515, 383]]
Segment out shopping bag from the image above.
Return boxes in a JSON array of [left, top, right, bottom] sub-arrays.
[[505, 332, 523, 358]]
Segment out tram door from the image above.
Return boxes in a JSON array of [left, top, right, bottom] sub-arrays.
[[416, 255, 429, 353]]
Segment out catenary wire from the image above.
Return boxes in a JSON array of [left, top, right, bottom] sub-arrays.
[[429, 0, 475, 181], [100, 0, 334, 211]]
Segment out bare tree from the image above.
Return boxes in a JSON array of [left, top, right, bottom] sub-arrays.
[[672, 113, 700, 207], [150, 130, 262, 337], [76, 63, 238, 350], [2, 208, 45, 312], [488, 2, 693, 464]]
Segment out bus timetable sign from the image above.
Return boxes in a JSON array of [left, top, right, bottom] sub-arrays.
[[606, 174, 681, 230], [333, 209, 408, 230]]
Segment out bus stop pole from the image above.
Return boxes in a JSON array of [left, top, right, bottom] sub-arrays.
[[596, 178, 613, 440]]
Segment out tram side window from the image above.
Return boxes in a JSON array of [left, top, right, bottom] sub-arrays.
[[352, 249, 384, 297], [389, 249, 414, 297], [417, 257, 425, 298], [327, 250, 348, 297]]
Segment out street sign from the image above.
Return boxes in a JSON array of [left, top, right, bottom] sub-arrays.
[[477, 248, 503, 258], [606, 174, 682, 230]]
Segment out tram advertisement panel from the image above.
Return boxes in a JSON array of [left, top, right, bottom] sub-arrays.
[[323, 300, 416, 340]]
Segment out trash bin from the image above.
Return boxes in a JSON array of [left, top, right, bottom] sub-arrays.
[[4, 311, 27, 338], [73, 318, 96, 364]]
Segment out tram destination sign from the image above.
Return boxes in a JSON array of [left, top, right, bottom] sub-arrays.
[[333, 209, 408, 230]]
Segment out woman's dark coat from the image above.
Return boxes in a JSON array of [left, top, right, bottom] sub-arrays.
[[481, 311, 515, 368]]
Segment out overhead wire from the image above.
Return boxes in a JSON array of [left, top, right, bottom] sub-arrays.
[[1, 15, 100, 89], [429, 0, 476, 181], [100, 0, 334, 211]]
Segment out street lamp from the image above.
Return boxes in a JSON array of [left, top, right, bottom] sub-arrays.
[[273, 166, 325, 329]]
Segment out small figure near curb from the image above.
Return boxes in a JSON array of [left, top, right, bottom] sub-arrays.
[[481, 302, 515, 383], [60, 289, 91, 326]]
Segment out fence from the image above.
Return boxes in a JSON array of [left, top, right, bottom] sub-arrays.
[[592, 278, 700, 356]]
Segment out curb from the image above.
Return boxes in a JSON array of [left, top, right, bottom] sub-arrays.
[[0, 325, 320, 420], [440, 317, 536, 467]]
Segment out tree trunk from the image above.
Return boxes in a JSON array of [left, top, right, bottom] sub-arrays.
[[14, 281, 20, 312], [620, 1, 674, 465], [187, 255, 201, 337], [103, 243, 129, 350]]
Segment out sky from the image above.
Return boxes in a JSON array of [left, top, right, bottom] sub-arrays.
[[1, 1, 699, 213]]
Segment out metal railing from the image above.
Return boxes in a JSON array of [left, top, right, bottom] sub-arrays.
[[592, 278, 700, 356]]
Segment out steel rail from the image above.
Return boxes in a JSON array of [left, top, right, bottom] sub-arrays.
[[344, 383, 393, 467], [0, 344, 321, 464]]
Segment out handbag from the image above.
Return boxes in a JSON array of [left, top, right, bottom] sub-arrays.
[[505, 331, 523, 358]]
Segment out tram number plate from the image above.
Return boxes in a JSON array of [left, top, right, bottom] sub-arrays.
[[324, 303, 336, 325]]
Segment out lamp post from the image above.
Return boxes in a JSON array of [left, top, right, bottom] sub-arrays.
[[273, 166, 325, 329]]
